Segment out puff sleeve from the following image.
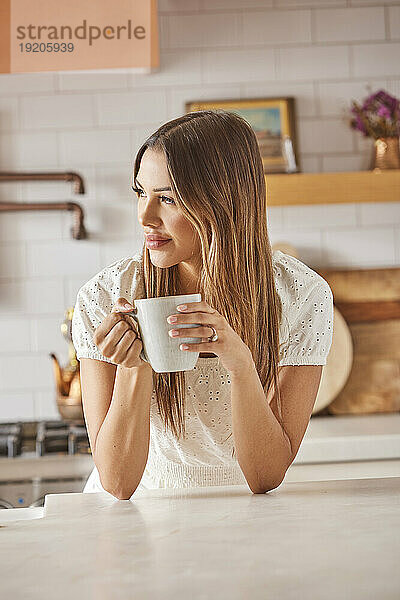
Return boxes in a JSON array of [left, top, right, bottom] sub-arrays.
[[71, 280, 116, 364], [71, 253, 144, 365], [273, 251, 334, 367]]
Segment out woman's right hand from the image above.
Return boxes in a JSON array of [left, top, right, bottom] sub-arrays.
[[93, 297, 147, 369]]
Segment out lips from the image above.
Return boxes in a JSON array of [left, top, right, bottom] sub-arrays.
[[146, 238, 171, 250], [145, 235, 171, 241]]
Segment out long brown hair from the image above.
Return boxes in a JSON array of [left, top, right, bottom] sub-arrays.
[[132, 110, 285, 457]]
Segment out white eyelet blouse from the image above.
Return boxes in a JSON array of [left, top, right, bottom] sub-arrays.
[[71, 250, 334, 497]]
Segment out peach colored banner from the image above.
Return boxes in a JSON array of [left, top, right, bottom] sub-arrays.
[[0, 0, 159, 73]]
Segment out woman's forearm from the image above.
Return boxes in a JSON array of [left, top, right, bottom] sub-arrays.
[[230, 360, 292, 494], [94, 362, 154, 499]]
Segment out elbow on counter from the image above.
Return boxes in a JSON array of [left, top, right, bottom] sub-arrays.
[[103, 484, 136, 501], [250, 471, 287, 494], [99, 474, 137, 501], [114, 491, 134, 501]]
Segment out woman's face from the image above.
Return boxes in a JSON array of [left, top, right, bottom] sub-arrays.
[[134, 148, 202, 289]]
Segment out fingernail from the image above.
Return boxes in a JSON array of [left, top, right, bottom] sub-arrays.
[[124, 303, 133, 309], [177, 305, 187, 311]]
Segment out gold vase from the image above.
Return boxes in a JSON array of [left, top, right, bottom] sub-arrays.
[[371, 136, 400, 171]]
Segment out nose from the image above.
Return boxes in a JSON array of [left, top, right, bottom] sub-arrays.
[[138, 201, 163, 230]]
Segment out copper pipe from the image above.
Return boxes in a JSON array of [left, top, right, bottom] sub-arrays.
[[0, 170, 87, 239], [0, 171, 85, 194], [0, 201, 87, 239]]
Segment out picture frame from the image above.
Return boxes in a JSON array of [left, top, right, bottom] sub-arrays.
[[185, 97, 299, 174]]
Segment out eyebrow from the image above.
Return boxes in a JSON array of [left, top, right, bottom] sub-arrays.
[[134, 178, 172, 192]]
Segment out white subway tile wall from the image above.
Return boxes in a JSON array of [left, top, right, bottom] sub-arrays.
[[0, 0, 399, 420]]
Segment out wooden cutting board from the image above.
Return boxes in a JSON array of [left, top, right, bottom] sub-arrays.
[[318, 265, 400, 303], [318, 265, 400, 415]]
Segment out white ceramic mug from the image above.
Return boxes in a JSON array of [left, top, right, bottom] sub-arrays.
[[126, 293, 202, 373]]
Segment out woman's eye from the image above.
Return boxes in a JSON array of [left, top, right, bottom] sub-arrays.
[[161, 195, 176, 205], [132, 187, 175, 205]]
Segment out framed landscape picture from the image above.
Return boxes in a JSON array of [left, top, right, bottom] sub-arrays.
[[185, 97, 299, 174]]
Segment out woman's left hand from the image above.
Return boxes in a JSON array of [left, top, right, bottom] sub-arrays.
[[167, 300, 253, 376]]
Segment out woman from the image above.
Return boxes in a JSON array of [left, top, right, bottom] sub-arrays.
[[72, 109, 334, 498]]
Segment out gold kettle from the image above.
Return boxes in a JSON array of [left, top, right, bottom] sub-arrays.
[[50, 307, 84, 424]]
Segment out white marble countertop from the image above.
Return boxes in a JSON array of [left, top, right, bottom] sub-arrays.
[[1, 477, 399, 599]]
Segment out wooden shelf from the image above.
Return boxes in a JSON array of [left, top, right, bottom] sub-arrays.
[[266, 169, 400, 206]]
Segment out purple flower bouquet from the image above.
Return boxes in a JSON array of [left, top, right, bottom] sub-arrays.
[[350, 90, 400, 139]]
